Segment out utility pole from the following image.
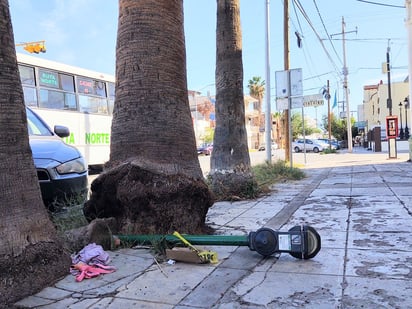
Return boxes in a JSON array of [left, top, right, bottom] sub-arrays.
[[284, 0, 291, 164], [265, 0, 272, 163], [405, 0, 412, 162], [386, 44, 393, 116], [385, 41, 398, 159], [332, 18, 355, 152], [342, 17, 353, 153], [327, 80, 332, 149]]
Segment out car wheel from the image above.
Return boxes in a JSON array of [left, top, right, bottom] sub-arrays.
[[313, 147, 319, 153], [294, 146, 300, 153]]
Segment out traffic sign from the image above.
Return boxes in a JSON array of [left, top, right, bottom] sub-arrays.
[[303, 94, 324, 107], [275, 68, 302, 98], [276, 97, 304, 110]]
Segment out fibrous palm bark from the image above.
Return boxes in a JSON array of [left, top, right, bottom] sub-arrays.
[[0, 0, 70, 306], [84, 0, 213, 235], [209, 0, 257, 199]]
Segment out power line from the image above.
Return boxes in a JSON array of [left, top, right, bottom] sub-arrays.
[[303, 71, 336, 81], [290, 0, 304, 35], [312, 0, 342, 65], [329, 38, 406, 42], [290, 0, 323, 84], [355, 0, 405, 9], [292, 0, 342, 82]]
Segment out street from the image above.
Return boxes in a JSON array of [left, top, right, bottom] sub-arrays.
[[90, 143, 411, 185]]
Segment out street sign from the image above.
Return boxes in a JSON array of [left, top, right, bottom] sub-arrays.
[[276, 97, 288, 110], [275, 68, 303, 99], [275, 71, 289, 98], [290, 68, 303, 97], [291, 97, 304, 109], [275, 68, 303, 110], [303, 94, 324, 107], [276, 97, 304, 110]]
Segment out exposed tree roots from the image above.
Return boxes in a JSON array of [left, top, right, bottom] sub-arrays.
[[84, 160, 214, 235]]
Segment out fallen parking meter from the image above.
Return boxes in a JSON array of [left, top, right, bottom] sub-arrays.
[[248, 225, 321, 259], [116, 225, 321, 260]]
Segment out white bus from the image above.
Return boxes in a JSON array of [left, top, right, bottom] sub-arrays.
[[17, 53, 115, 170]]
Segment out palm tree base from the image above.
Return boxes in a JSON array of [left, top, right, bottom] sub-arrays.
[[84, 160, 214, 235]]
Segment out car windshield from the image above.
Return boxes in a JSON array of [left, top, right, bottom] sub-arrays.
[[26, 108, 53, 136]]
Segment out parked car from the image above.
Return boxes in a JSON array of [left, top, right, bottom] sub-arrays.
[[317, 138, 340, 150], [27, 107, 88, 210], [258, 142, 279, 151], [292, 138, 326, 153], [197, 144, 213, 155]]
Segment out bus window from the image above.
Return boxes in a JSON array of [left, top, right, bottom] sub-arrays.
[[108, 99, 114, 115], [39, 69, 59, 88], [77, 77, 107, 97], [60, 74, 75, 92], [39, 89, 76, 110], [77, 77, 94, 95], [78, 95, 108, 114], [22, 86, 38, 107], [19, 65, 36, 85], [108, 82, 115, 114], [64, 93, 77, 110], [94, 81, 106, 97], [108, 82, 115, 100]]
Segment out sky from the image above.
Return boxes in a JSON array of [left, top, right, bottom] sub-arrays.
[[9, 0, 409, 125]]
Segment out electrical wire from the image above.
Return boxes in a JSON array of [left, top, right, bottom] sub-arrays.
[[312, 0, 342, 65], [290, 0, 320, 84], [329, 38, 406, 42], [292, 0, 343, 82], [355, 0, 405, 9]]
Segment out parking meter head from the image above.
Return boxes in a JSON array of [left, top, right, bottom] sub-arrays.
[[248, 228, 278, 257], [288, 225, 321, 259]]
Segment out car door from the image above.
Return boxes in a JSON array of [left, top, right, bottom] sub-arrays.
[[305, 139, 313, 151]]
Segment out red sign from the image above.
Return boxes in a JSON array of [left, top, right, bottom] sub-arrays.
[[386, 116, 398, 138]]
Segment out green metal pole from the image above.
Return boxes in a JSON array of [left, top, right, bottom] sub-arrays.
[[116, 234, 249, 247]]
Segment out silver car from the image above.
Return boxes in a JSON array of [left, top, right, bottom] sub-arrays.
[[292, 139, 326, 153]]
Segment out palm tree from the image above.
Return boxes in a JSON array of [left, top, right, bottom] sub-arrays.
[[84, 0, 213, 234], [273, 111, 283, 147], [0, 1, 70, 306], [209, 0, 257, 199], [248, 76, 265, 148]]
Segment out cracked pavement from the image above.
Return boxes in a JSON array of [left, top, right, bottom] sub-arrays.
[[15, 148, 412, 308]]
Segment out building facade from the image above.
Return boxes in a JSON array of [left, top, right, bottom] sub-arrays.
[[361, 78, 409, 139], [188, 91, 272, 150]]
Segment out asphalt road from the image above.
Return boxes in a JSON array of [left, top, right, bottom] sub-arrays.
[[90, 143, 411, 185]]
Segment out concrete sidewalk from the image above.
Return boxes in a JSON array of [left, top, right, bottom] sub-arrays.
[[15, 151, 412, 308]]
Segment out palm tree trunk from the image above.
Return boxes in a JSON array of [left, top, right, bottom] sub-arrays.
[[210, 0, 257, 199], [85, 0, 213, 234], [0, 1, 70, 306]]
